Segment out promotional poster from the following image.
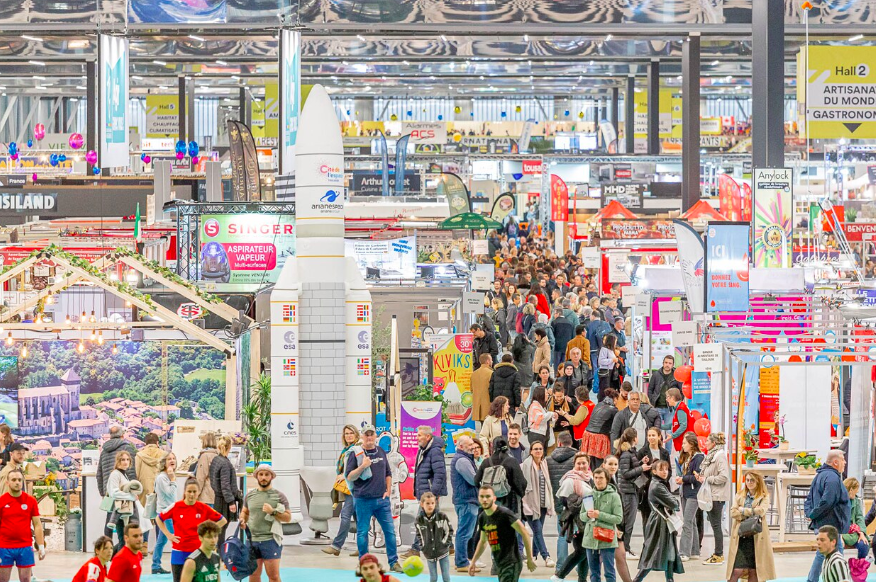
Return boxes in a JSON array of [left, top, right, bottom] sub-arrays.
[[705, 223, 751, 312], [345, 236, 417, 280], [200, 214, 296, 284], [429, 333, 475, 455], [398, 401, 442, 499], [752, 168, 793, 268]]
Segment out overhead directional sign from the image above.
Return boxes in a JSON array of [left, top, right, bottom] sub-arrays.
[[800, 46, 876, 139]]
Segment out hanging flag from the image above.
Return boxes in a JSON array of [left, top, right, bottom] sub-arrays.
[[227, 120, 262, 201], [395, 135, 410, 196], [519, 119, 536, 153], [673, 219, 706, 313], [134, 202, 141, 242], [490, 192, 516, 223], [550, 175, 569, 222], [438, 173, 470, 217]]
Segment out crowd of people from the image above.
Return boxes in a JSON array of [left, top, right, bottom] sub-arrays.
[[333, 229, 866, 582]]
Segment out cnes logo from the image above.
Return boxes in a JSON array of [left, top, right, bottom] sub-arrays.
[[283, 420, 297, 439]]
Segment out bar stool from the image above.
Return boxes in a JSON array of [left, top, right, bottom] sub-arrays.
[[785, 484, 811, 533]]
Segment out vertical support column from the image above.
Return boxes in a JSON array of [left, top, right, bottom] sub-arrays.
[[647, 60, 660, 155], [848, 366, 872, 481], [187, 78, 195, 147], [239, 86, 251, 127], [682, 34, 701, 212], [752, 0, 785, 169], [86, 61, 97, 174], [178, 76, 186, 144], [611, 87, 619, 150], [625, 76, 635, 154]]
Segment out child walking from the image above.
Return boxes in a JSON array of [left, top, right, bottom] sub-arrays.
[[415, 492, 454, 582]]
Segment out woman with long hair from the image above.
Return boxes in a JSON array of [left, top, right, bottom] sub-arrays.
[[528, 282, 551, 317], [525, 364, 553, 409], [617, 428, 649, 558], [528, 385, 557, 451], [152, 453, 178, 575], [552, 453, 594, 581], [548, 381, 573, 453], [841, 477, 870, 560], [479, 396, 513, 454], [726, 472, 775, 582], [522, 440, 555, 568], [637, 427, 670, 534], [675, 433, 704, 561], [696, 433, 733, 566], [193, 431, 219, 505], [633, 460, 684, 582], [580, 388, 619, 470], [324, 425, 361, 556], [522, 303, 538, 337], [106, 450, 138, 555], [597, 334, 619, 394], [0, 424, 13, 466]]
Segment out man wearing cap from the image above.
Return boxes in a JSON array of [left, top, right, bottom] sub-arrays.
[[0, 443, 27, 497], [239, 464, 291, 582], [346, 424, 402, 574]]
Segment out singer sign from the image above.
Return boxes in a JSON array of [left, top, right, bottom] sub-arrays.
[[403, 122, 445, 145]]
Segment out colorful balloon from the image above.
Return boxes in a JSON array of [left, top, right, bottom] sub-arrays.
[[698, 436, 709, 453], [176, 151, 185, 160], [674, 365, 693, 384], [140, 153, 147, 161], [175, 140, 186, 154], [142, 155, 151, 164], [690, 409, 703, 423], [49, 154, 59, 167], [85, 150, 98, 165], [31, 173, 37, 182], [26, 140, 33, 148], [34, 123, 45, 141], [92, 167, 101, 175], [7, 142, 17, 156], [68, 133, 84, 150], [10, 153, 18, 161], [694, 418, 712, 437], [58, 154, 67, 162], [191, 156, 199, 165], [187, 141, 199, 157], [682, 380, 692, 400]]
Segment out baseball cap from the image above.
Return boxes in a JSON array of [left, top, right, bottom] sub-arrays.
[[9, 443, 28, 452], [359, 554, 380, 568], [361, 424, 376, 434]]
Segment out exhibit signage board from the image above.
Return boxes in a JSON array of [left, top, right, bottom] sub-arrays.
[[601, 183, 645, 209], [402, 122, 445, 145], [398, 401, 442, 499], [345, 236, 417, 280], [428, 334, 476, 455], [280, 29, 301, 173], [0, 186, 149, 217], [752, 168, 793, 268], [145, 95, 181, 138], [199, 214, 296, 284], [705, 223, 751, 312], [99, 34, 129, 168], [601, 219, 676, 240], [800, 46, 876, 139], [351, 171, 421, 196]]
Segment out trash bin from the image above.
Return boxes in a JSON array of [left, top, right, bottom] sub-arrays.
[[65, 513, 82, 552]]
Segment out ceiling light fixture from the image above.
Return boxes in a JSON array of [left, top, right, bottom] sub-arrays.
[[440, 35, 447, 42], [188, 35, 205, 42], [605, 34, 613, 41], [850, 34, 864, 42], [33, 75, 45, 80], [22, 35, 44, 42], [357, 34, 366, 41], [29, 60, 46, 66], [153, 60, 167, 65], [216, 60, 227, 65], [76, 85, 87, 90], [711, 60, 720, 66], [524, 34, 529, 42]]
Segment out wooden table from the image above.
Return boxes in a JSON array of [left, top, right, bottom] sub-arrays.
[[776, 472, 816, 542], [756, 448, 816, 463]]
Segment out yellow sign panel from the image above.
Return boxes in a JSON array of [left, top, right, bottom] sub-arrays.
[[799, 46, 876, 139], [145, 95, 183, 138]]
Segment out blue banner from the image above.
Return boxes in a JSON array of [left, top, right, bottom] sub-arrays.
[[689, 371, 711, 421], [378, 131, 390, 197], [395, 135, 410, 196], [706, 223, 750, 312]]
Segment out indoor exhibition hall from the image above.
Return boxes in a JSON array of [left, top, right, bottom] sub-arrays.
[[0, 2, 872, 582]]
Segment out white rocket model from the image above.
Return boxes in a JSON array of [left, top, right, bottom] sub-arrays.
[[270, 85, 372, 526]]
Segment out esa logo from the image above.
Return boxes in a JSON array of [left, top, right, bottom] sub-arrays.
[[283, 330, 297, 350], [357, 330, 370, 350], [203, 218, 220, 237], [283, 420, 298, 439]]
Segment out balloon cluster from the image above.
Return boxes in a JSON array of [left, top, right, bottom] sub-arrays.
[[140, 153, 151, 164], [7, 142, 18, 161], [173, 139, 200, 163]]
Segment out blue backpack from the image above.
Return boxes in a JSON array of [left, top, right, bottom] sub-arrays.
[[221, 524, 257, 580]]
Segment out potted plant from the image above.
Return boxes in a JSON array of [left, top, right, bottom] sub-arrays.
[[795, 453, 820, 475], [241, 373, 271, 469], [742, 427, 760, 468], [772, 414, 789, 450]]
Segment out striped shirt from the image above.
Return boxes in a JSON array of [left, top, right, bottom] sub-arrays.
[[822, 551, 851, 582]]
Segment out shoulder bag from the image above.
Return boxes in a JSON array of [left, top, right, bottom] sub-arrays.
[[697, 480, 713, 511], [144, 492, 158, 520], [651, 500, 683, 534], [738, 514, 763, 538], [593, 526, 615, 543]]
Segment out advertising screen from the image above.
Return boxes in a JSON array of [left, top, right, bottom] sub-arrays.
[[199, 214, 295, 285]]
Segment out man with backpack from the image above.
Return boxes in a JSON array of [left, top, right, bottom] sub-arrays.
[[475, 436, 527, 518]]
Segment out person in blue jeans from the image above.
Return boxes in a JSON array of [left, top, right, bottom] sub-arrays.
[[345, 424, 402, 574], [323, 425, 361, 557], [805, 451, 850, 582], [152, 452, 178, 575], [449, 436, 481, 574]]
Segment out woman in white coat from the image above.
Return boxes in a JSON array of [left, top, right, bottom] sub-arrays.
[[696, 432, 733, 566]]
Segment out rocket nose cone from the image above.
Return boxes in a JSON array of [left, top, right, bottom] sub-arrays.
[[297, 84, 343, 156]]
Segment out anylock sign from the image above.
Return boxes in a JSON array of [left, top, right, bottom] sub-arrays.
[[402, 122, 444, 145], [522, 160, 543, 175]]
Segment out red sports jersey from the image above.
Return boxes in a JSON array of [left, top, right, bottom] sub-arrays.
[[107, 546, 141, 582], [0, 492, 39, 548], [73, 557, 107, 582], [159, 501, 223, 553]]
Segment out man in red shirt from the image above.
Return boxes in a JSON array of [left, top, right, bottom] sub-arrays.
[[107, 523, 144, 582], [73, 536, 113, 582], [0, 468, 45, 582]]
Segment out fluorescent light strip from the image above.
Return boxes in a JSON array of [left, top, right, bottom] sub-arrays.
[[29, 60, 46, 66], [850, 34, 864, 42], [153, 60, 167, 65], [216, 60, 227, 65], [22, 35, 43, 42], [188, 35, 205, 42]]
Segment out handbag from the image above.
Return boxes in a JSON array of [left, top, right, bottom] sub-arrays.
[[738, 515, 763, 538], [144, 493, 158, 520], [597, 368, 610, 378], [697, 482, 713, 511], [634, 474, 649, 490], [332, 475, 350, 496], [99, 495, 114, 512], [593, 526, 616, 543], [651, 501, 684, 534]]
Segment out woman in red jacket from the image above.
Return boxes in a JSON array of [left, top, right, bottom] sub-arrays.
[[72, 536, 113, 582], [527, 283, 551, 317]]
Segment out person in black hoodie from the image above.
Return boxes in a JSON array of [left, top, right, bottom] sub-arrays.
[[551, 308, 575, 371], [637, 427, 671, 534], [471, 324, 499, 369], [546, 432, 578, 569], [475, 436, 528, 518], [415, 492, 454, 582], [512, 333, 535, 388], [617, 428, 650, 556], [489, 355, 521, 414]]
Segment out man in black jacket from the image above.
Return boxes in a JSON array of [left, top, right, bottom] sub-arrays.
[[475, 436, 527, 519], [471, 323, 499, 370], [647, 356, 681, 427], [546, 432, 578, 569], [610, 391, 662, 446], [489, 354, 521, 414]]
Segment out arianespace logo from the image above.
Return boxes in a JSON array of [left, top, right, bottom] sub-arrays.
[[283, 330, 297, 350], [321, 190, 340, 203], [318, 163, 343, 185], [311, 189, 344, 214], [203, 218, 220, 237]]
